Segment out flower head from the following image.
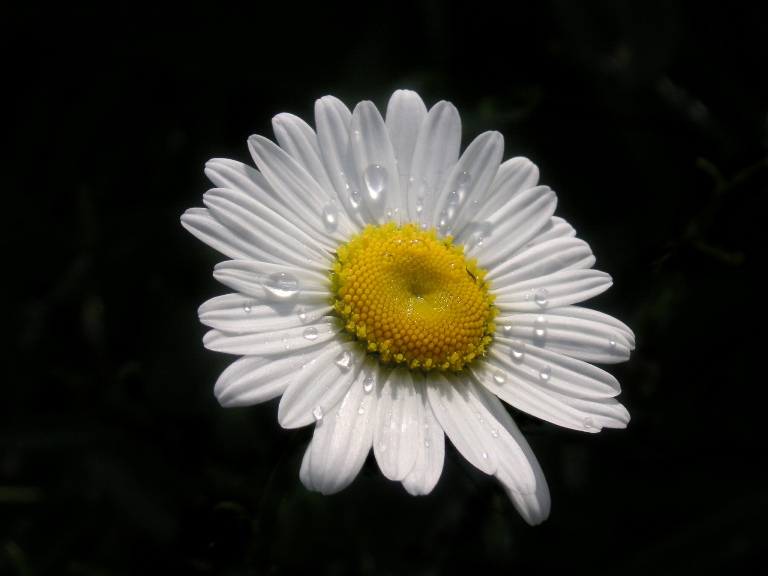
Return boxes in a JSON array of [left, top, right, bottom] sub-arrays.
[[181, 90, 634, 525]]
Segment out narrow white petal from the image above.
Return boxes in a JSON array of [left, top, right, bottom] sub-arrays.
[[212, 260, 330, 305], [272, 113, 337, 196], [408, 101, 461, 225], [526, 216, 576, 246], [488, 237, 596, 287], [401, 377, 445, 496], [473, 156, 540, 223], [199, 292, 331, 334], [490, 335, 621, 399], [180, 208, 255, 261], [203, 318, 339, 356], [385, 90, 428, 198], [373, 367, 420, 481], [552, 393, 630, 429], [466, 186, 557, 267], [350, 101, 402, 224], [432, 131, 504, 238], [496, 306, 634, 364], [314, 95, 370, 227], [214, 347, 326, 407], [203, 188, 329, 271], [470, 385, 550, 524], [494, 269, 613, 311], [300, 356, 380, 494], [278, 340, 362, 429], [248, 135, 354, 243], [425, 373, 498, 475]]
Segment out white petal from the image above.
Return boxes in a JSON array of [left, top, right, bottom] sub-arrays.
[[425, 373, 496, 475], [526, 216, 576, 246], [180, 207, 255, 261], [494, 269, 613, 311], [247, 135, 354, 243], [199, 292, 331, 334], [203, 318, 339, 356], [385, 89, 428, 197], [278, 340, 362, 429], [490, 335, 621, 399], [473, 156, 540, 223], [432, 131, 504, 237], [203, 188, 329, 271], [350, 101, 402, 224], [496, 306, 634, 364], [549, 392, 630, 429], [271, 113, 337, 197], [373, 367, 420, 481], [470, 385, 550, 525], [214, 347, 327, 407], [465, 186, 557, 268], [211, 260, 330, 305], [408, 101, 461, 226], [300, 356, 379, 494], [314, 96, 369, 227], [401, 377, 445, 496], [488, 237, 596, 287]]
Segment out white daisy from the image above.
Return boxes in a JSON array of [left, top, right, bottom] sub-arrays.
[[181, 90, 634, 525]]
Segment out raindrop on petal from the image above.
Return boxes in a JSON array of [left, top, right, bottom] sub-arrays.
[[539, 364, 552, 382], [363, 376, 375, 393], [321, 204, 339, 231], [312, 405, 324, 421], [533, 315, 548, 338], [303, 327, 318, 340], [364, 164, 388, 201], [335, 350, 353, 371], [534, 288, 549, 306], [261, 272, 301, 300], [243, 301, 253, 313], [510, 340, 525, 360]]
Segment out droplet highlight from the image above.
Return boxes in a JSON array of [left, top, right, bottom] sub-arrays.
[[510, 340, 526, 360], [364, 164, 388, 201], [539, 364, 552, 382], [533, 315, 548, 338], [303, 327, 318, 340], [261, 272, 301, 300], [312, 405, 324, 421], [334, 350, 353, 371], [363, 376, 375, 393], [534, 288, 549, 306], [243, 301, 253, 313]]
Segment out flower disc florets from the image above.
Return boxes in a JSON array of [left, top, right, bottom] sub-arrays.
[[331, 222, 497, 372]]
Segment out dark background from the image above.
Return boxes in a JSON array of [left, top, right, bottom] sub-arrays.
[[3, 0, 768, 574]]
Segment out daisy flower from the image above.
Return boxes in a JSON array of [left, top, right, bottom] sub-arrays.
[[181, 90, 634, 525]]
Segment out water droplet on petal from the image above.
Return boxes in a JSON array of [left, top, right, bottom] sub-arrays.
[[321, 204, 338, 231], [534, 288, 549, 306], [378, 442, 386, 452], [363, 376, 375, 393], [349, 188, 361, 208], [533, 315, 548, 338], [312, 405, 324, 421], [609, 334, 617, 347], [335, 350, 353, 371], [539, 364, 552, 382], [297, 306, 308, 323], [243, 301, 253, 313], [457, 170, 472, 189], [261, 272, 301, 300], [482, 452, 489, 460], [357, 403, 365, 415], [424, 440, 430, 448], [510, 340, 525, 360], [502, 324, 513, 335], [584, 417, 594, 429], [491, 429, 499, 438], [493, 370, 507, 384], [303, 327, 318, 340], [448, 190, 460, 206], [364, 164, 387, 201]]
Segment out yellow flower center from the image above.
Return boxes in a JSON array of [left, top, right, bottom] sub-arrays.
[[331, 222, 497, 372]]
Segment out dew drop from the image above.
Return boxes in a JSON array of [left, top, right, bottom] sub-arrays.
[[493, 370, 507, 384], [448, 190, 460, 206], [349, 188, 362, 208], [539, 364, 552, 382], [335, 350, 353, 371], [261, 272, 301, 300], [502, 324, 513, 335], [281, 333, 291, 349], [378, 442, 386, 452], [457, 170, 472, 189], [364, 164, 388, 200], [583, 417, 594, 429], [357, 403, 365, 415], [482, 452, 489, 460], [415, 200, 424, 214], [609, 334, 617, 347], [534, 288, 550, 306], [297, 306, 308, 323], [533, 315, 548, 338], [424, 440, 430, 448], [242, 301, 253, 313], [491, 429, 499, 438], [303, 327, 318, 340], [321, 204, 339, 231], [363, 376, 375, 393], [510, 340, 526, 360], [312, 405, 324, 421]]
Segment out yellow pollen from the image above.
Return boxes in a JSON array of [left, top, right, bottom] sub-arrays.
[[331, 222, 497, 372]]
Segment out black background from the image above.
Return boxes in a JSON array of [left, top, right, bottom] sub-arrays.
[[3, 0, 768, 574]]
